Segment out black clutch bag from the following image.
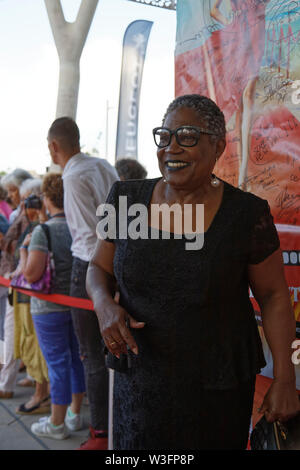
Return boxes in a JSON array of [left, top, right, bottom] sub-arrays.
[[102, 317, 134, 373], [250, 411, 300, 450], [104, 348, 133, 373]]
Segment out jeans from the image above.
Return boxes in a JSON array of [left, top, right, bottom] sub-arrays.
[[32, 311, 86, 405], [70, 257, 108, 430]]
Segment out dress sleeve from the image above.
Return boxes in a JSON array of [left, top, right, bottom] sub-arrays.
[[248, 200, 280, 265], [97, 181, 120, 243]]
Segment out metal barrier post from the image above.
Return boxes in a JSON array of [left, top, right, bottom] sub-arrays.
[[108, 368, 114, 449]]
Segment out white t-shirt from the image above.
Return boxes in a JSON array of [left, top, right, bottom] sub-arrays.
[[62, 152, 119, 262]]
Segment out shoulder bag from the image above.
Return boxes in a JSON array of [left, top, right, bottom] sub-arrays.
[[10, 224, 55, 294]]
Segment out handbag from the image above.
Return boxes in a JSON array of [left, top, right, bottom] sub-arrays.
[[250, 403, 300, 450], [10, 224, 55, 294]]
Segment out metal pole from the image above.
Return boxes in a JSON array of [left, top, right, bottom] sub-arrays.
[[108, 369, 114, 449]]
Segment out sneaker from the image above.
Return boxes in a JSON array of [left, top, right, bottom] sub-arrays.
[[31, 416, 70, 440], [77, 426, 108, 450], [65, 406, 83, 431]]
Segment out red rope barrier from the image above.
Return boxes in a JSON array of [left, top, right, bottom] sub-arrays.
[[0, 275, 94, 311]]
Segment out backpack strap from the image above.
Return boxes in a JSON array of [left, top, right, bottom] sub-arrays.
[[40, 224, 52, 252]]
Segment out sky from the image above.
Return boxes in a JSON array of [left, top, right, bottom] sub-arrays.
[[0, 0, 176, 177]]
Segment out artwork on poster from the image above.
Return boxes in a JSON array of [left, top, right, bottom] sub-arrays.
[[175, 0, 300, 381]]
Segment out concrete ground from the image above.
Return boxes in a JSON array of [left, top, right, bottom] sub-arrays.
[[0, 372, 91, 450]]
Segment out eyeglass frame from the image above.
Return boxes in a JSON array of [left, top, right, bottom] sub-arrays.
[[152, 125, 221, 148]]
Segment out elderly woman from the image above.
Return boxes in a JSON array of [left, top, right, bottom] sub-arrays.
[[86, 95, 300, 450], [13, 177, 49, 414], [0, 169, 33, 398]]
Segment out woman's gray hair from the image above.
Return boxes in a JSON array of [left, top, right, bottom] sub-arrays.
[[1, 168, 33, 190], [19, 178, 42, 198], [163, 94, 226, 142]]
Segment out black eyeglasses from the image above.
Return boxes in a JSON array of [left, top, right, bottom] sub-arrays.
[[152, 126, 220, 148]]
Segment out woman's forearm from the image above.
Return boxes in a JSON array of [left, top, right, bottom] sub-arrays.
[[261, 291, 296, 383], [86, 262, 116, 311], [19, 247, 28, 273]]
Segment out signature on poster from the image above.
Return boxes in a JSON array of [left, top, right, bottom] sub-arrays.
[[251, 116, 299, 165], [177, 23, 221, 48], [263, 77, 292, 103], [275, 186, 300, 222], [244, 165, 279, 191]]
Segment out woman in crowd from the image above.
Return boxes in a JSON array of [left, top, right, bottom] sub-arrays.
[[0, 169, 33, 398], [86, 94, 299, 449], [115, 158, 147, 181], [0, 212, 9, 348], [20, 173, 85, 440], [13, 178, 50, 414], [0, 183, 10, 346], [0, 183, 12, 221]]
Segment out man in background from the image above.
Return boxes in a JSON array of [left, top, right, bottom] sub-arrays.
[[47, 117, 118, 450], [115, 157, 147, 181]]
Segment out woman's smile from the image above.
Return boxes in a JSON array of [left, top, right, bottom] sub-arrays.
[[165, 159, 192, 171]]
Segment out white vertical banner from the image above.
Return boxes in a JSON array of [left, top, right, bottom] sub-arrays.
[[115, 20, 153, 161]]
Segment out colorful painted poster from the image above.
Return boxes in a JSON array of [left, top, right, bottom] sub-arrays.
[[175, 0, 300, 384]]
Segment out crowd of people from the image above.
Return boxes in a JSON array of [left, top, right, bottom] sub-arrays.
[[0, 95, 299, 451], [0, 118, 147, 449]]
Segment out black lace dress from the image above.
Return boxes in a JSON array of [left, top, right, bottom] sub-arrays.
[[104, 178, 280, 450]]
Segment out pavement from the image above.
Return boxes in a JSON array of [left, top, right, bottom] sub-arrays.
[[0, 371, 91, 450]]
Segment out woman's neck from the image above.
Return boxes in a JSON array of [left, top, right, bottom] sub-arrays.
[[161, 179, 223, 206], [49, 207, 64, 217]]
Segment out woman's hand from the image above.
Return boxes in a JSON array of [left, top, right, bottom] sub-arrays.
[[259, 380, 300, 423], [86, 240, 146, 358], [10, 263, 23, 278], [8, 269, 16, 279], [95, 298, 145, 358]]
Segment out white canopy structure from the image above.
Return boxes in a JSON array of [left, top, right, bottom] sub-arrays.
[[127, 0, 176, 10]]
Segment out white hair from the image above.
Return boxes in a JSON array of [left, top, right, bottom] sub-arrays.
[[19, 178, 42, 198], [1, 168, 33, 190]]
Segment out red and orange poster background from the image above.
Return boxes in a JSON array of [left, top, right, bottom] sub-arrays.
[[175, 0, 300, 388]]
